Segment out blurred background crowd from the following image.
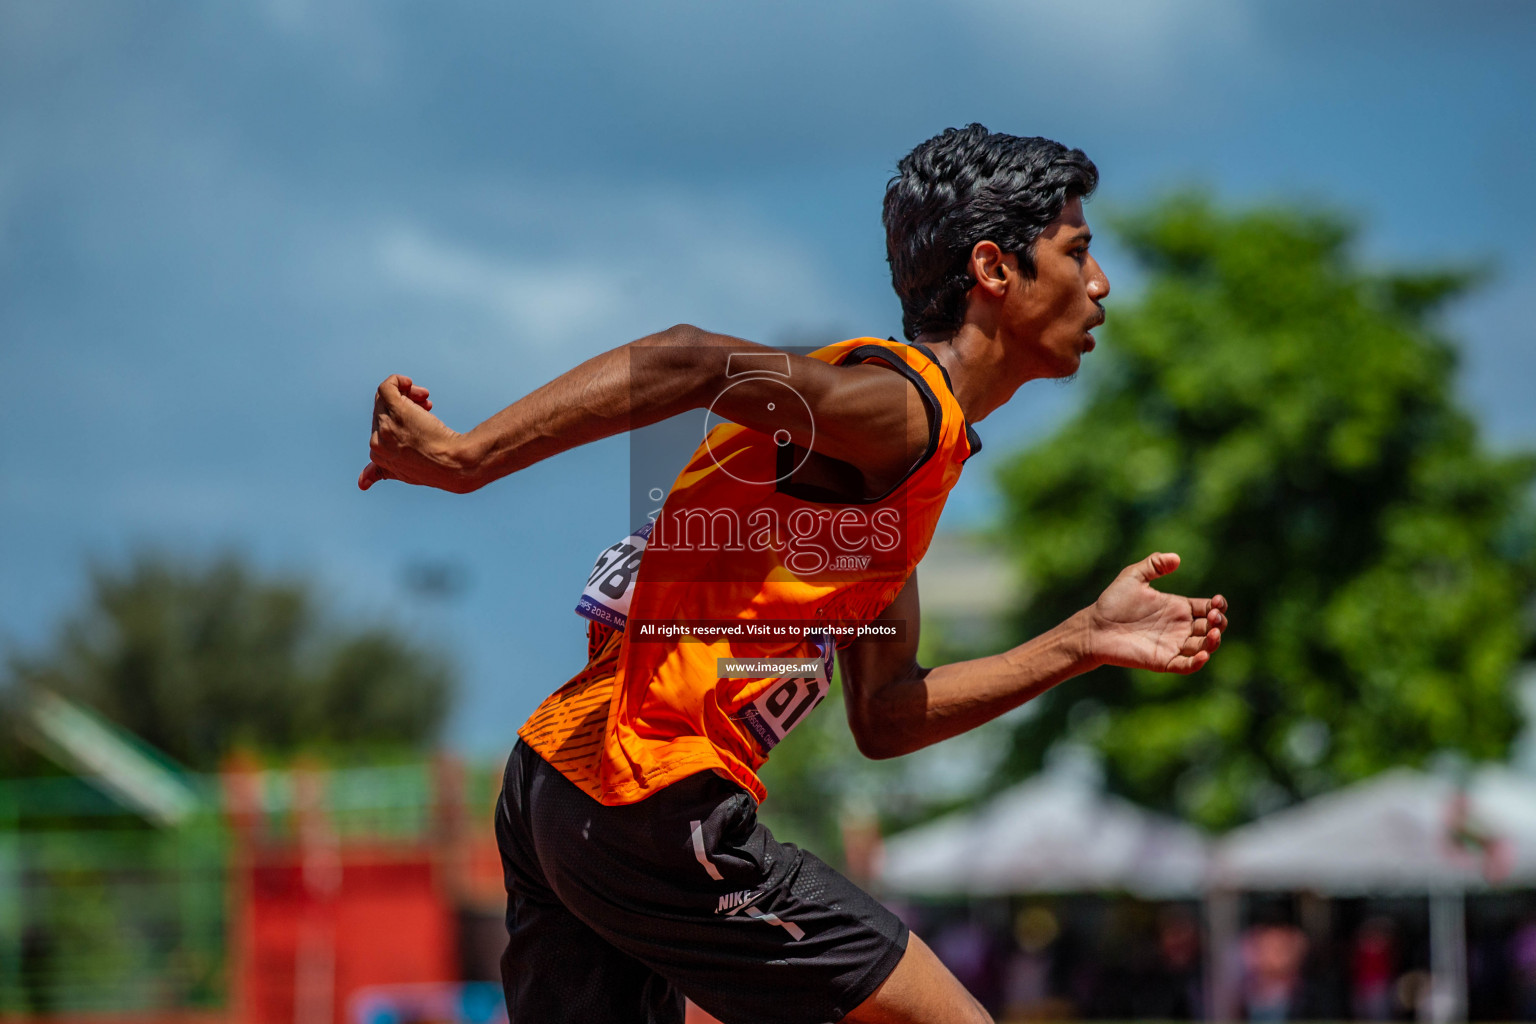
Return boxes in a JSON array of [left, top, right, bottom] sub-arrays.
[[884, 895, 1536, 1023], [3, 1, 1534, 1022]]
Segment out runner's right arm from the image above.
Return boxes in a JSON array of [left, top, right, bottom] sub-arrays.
[[358, 325, 933, 493]]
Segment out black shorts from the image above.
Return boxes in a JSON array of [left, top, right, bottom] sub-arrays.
[[495, 740, 908, 1024]]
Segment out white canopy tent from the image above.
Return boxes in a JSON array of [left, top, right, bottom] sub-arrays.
[[880, 763, 1536, 1023], [1208, 767, 1528, 893], [1206, 766, 1536, 1023], [878, 765, 1210, 898]]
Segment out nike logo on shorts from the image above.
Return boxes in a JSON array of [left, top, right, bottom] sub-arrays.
[[716, 889, 763, 915]]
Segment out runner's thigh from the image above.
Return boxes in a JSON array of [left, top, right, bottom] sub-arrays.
[[522, 749, 908, 1024], [497, 743, 684, 1024]]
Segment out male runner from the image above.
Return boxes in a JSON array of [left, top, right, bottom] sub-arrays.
[[360, 125, 1227, 1024]]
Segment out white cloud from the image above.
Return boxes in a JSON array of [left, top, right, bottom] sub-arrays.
[[961, 0, 1259, 102], [377, 226, 622, 345], [372, 187, 844, 357], [253, 0, 392, 85]]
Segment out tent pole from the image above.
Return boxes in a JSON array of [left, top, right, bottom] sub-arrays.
[[1427, 889, 1467, 1023], [1203, 888, 1241, 1022]]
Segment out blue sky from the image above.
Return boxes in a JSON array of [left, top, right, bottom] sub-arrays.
[[3, 0, 1533, 755]]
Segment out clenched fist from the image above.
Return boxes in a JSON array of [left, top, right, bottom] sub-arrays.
[[358, 375, 475, 492]]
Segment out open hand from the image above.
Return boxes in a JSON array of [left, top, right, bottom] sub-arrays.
[[1086, 552, 1226, 674], [358, 375, 467, 491]]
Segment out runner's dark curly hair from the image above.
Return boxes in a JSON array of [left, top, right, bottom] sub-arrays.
[[884, 124, 1098, 341]]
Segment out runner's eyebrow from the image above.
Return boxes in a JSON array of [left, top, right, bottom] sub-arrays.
[[1067, 230, 1092, 245]]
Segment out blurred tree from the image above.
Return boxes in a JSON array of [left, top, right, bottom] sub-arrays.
[[993, 195, 1536, 829], [3, 554, 453, 771]]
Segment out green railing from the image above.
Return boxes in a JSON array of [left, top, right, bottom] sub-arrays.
[[0, 775, 229, 1014], [0, 760, 505, 1015]]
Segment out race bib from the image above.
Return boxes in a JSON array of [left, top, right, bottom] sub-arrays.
[[575, 521, 653, 630], [733, 634, 835, 754]]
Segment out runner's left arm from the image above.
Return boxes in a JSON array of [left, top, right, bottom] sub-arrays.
[[358, 324, 931, 493], [839, 554, 1227, 759]]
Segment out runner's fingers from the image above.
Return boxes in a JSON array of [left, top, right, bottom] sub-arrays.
[[1128, 551, 1180, 583], [1179, 628, 1221, 658], [375, 375, 416, 415], [1190, 604, 1226, 632], [404, 382, 433, 410], [1189, 596, 1228, 623], [358, 461, 396, 491], [1168, 650, 1210, 675]]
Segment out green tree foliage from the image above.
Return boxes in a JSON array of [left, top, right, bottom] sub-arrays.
[[3, 554, 454, 771], [994, 196, 1536, 829]]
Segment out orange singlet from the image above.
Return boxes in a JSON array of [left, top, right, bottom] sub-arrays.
[[519, 338, 981, 805]]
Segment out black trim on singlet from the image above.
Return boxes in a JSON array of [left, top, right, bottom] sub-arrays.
[[773, 343, 944, 506], [909, 341, 983, 461]]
